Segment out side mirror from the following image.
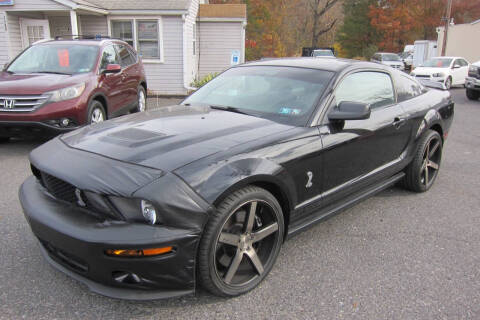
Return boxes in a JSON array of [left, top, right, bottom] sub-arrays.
[[328, 101, 371, 121], [102, 64, 121, 74]]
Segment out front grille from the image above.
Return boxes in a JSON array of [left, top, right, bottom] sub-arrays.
[[468, 70, 480, 79], [0, 95, 49, 112], [40, 239, 89, 274], [40, 171, 77, 204]]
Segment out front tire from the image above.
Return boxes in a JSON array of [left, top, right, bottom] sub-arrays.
[[87, 100, 106, 124], [198, 186, 284, 297], [445, 77, 452, 90], [466, 88, 480, 100], [404, 129, 443, 192]]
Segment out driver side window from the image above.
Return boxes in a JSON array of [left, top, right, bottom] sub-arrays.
[[335, 71, 395, 109], [99, 45, 119, 72]]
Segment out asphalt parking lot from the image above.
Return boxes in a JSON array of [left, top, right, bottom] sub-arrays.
[[0, 89, 479, 319]]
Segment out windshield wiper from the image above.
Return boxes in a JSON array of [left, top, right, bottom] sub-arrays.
[[209, 105, 249, 115], [36, 71, 73, 75]]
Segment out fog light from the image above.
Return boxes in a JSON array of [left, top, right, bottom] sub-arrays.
[[141, 200, 157, 224], [60, 118, 70, 127], [105, 246, 173, 257]]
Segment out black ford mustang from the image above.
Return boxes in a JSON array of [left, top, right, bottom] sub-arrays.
[[20, 58, 454, 300]]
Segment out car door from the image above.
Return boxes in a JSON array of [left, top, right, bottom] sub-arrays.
[[115, 44, 138, 110], [97, 45, 124, 115], [457, 59, 469, 84], [451, 59, 467, 85], [318, 70, 411, 207]]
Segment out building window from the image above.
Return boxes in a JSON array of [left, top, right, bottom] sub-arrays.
[[111, 20, 134, 47], [137, 20, 160, 59], [110, 18, 162, 61]]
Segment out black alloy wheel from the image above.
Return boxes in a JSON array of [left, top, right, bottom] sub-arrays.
[[466, 88, 480, 100], [198, 186, 284, 297], [404, 129, 443, 192]]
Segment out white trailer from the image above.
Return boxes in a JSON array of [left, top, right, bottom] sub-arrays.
[[413, 40, 438, 67]]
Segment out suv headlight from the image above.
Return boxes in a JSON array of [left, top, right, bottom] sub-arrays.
[[432, 73, 445, 78], [469, 65, 479, 72], [47, 83, 86, 102]]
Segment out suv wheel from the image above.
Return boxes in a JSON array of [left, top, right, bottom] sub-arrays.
[[466, 88, 480, 100], [88, 100, 106, 124], [136, 86, 146, 113]]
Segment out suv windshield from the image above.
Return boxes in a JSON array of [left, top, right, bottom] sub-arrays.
[[183, 66, 334, 126], [313, 50, 334, 57], [382, 54, 401, 61], [422, 58, 453, 68], [7, 44, 99, 75]]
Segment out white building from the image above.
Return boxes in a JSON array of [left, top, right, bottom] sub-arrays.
[[0, 0, 247, 95], [437, 19, 480, 63]]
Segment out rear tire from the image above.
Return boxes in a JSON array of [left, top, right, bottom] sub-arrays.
[[198, 186, 284, 297], [404, 130, 443, 193], [466, 88, 480, 100], [135, 86, 146, 113], [87, 100, 106, 124]]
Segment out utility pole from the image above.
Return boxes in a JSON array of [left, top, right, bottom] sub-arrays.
[[441, 0, 453, 56]]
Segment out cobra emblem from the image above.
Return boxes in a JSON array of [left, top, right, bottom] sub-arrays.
[[306, 171, 313, 188]]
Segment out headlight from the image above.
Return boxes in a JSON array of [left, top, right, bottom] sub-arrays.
[[432, 73, 445, 78], [470, 65, 479, 72], [141, 200, 157, 225], [47, 83, 86, 102]]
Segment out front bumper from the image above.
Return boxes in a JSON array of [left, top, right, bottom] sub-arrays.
[[465, 77, 480, 91], [0, 120, 79, 138], [20, 176, 206, 300]]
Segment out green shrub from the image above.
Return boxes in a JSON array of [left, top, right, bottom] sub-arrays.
[[191, 72, 219, 88]]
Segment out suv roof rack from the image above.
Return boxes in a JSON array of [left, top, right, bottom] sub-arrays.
[[54, 35, 120, 41]]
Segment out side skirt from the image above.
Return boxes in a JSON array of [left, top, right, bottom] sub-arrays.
[[286, 172, 405, 239]]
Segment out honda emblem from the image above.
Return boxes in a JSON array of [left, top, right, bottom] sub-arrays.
[[3, 99, 15, 109]]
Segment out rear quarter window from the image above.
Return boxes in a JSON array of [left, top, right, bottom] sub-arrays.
[[395, 74, 424, 102]]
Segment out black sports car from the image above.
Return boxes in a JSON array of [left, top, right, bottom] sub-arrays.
[[20, 58, 454, 299]]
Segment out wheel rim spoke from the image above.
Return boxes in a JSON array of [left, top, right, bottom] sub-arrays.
[[251, 223, 278, 243], [429, 140, 440, 158], [427, 160, 439, 170], [244, 201, 257, 232], [219, 232, 240, 247], [424, 163, 429, 185], [224, 249, 243, 284], [245, 248, 264, 275]]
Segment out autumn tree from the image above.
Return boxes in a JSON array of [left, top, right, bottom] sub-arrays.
[[337, 0, 380, 58]]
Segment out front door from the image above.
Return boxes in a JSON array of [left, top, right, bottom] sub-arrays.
[[20, 18, 51, 49], [319, 70, 410, 207]]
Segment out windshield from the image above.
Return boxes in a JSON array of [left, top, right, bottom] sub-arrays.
[[422, 58, 452, 68], [183, 66, 334, 126], [313, 50, 334, 57], [382, 54, 401, 61], [7, 44, 99, 75]]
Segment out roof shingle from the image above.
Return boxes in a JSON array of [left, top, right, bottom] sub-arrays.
[[199, 4, 247, 19], [81, 0, 191, 11]]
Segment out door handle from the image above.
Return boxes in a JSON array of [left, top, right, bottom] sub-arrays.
[[393, 117, 406, 129]]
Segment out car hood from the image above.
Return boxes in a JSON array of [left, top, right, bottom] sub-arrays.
[[61, 105, 294, 172], [412, 67, 449, 75], [0, 72, 89, 95]]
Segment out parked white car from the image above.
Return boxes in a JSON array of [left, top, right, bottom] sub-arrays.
[[371, 52, 404, 71], [411, 56, 470, 89]]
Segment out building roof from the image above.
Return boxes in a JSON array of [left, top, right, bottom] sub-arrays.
[[78, 0, 191, 11], [198, 4, 247, 19]]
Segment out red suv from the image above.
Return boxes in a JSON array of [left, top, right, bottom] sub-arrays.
[[0, 38, 147, 141]]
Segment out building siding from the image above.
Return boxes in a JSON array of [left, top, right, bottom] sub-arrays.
[[184, 0, 199, 87], [143, 16, 185, 95], [198, 22, 243, 78], [79, 15, 108, 37], [437, 23, 480, 63], [0, 12, 9, 66], [4, 0, 67, 11]]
